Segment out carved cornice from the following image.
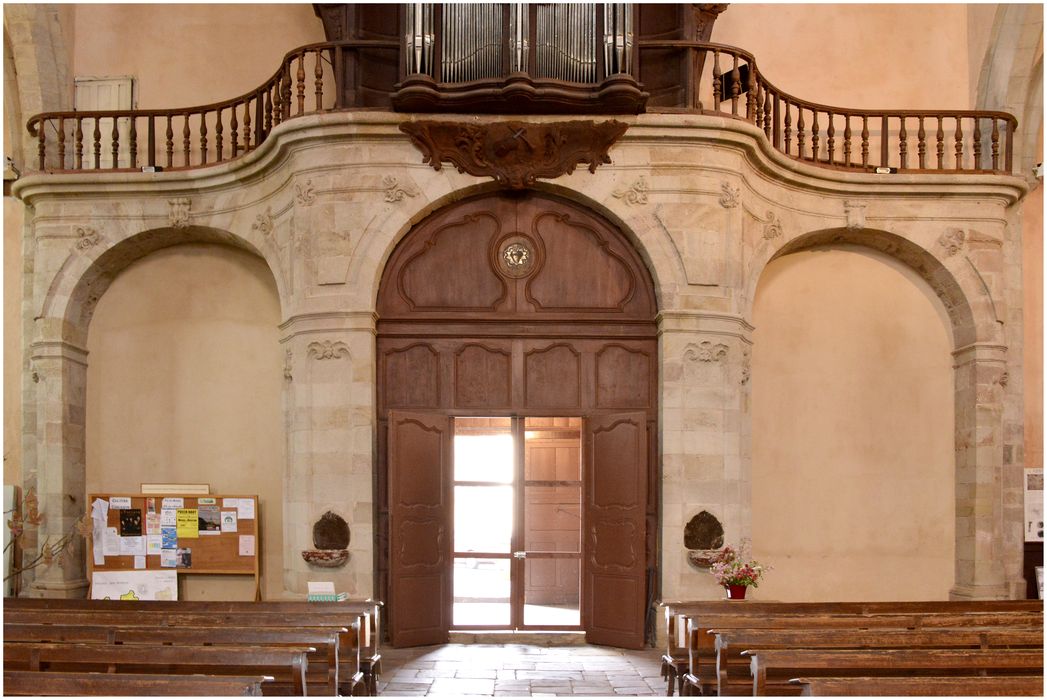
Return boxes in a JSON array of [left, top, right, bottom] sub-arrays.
[[399, 119, 629, 189]]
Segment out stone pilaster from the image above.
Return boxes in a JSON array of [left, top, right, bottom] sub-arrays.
[[280, 311, 375, 597], [659, 310, 753, 601], [24, 339, 88, 597], [950, 342, 1010, 599]]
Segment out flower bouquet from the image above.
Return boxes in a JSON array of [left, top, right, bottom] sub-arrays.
[[709, 542, 767, 599]]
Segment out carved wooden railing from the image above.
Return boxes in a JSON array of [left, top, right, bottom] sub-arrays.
[[26, 39, 1017, 175]]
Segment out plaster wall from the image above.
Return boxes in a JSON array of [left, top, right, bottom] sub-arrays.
[[751, 247, 955, 601], [84, 244, 284, 600], [4, 196, 24, 486]]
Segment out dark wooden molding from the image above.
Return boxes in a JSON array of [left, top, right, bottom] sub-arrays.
[[399, 119, 629, 189]]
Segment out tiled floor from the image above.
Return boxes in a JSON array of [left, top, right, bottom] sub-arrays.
[[378, 643, 667, 696]]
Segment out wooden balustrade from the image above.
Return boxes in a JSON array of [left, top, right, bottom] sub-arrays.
[[26, 38, 1017, 176]]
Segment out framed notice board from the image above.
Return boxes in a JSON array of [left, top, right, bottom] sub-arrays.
[[87, 493, 260, 600]]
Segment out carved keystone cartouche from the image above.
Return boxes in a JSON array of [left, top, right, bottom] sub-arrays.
[[399, 120, 629, 189]]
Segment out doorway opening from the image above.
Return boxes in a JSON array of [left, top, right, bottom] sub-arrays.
[[452, 417, 582, 630]]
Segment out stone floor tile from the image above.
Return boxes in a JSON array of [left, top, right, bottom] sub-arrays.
[[457, 668, 498, 679], [414, 668, 459, 679], [429, 678, 498, 694]]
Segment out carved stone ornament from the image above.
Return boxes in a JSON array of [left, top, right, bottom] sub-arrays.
[[74, 226, 101, 250], [399, 119, 629, 189], [307, 340, 350, 360], [719, 182, 740, 209], [613, 176, 649, 206], [252, 207, 274, 237], [294, 179, 316, 206], [939, 228, 966, 256], [168, 197, 191, 228], [685, 510, 725, 550], [283, 349, 293, 381], [740, 347, 751, 385], [843, 199, 867, 231], [382, 175, 419, 202], [684, 341, 729, 363], [761, 210, 783, 240]]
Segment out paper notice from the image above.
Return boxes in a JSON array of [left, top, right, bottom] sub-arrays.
[[103, 527, 121, 556], [161, 527, 177, 550], [91, 498, 110, 566], [160, 509, 177, 527], [120, 536, 146, 556], [239, 534, 255, 556], [145, 512, 161, 535], [222, 498, 240, 508], [109, 496, 132, 510], [133, 555, 146, 570], [221, 511, 237, 533], [146, 535, 163, 555], [236, 499, 255, 520], [160, 549, 177, 567], [162, 497, 184, 510], [176, 509, 199, 538]]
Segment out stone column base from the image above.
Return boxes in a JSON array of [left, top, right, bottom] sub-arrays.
[[25, 577, 90, 598], [949, 582, 1013, 600]]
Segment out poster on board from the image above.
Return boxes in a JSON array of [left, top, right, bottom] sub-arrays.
[[91, 569, 178, 600], [1025, 469, 1043, 542]]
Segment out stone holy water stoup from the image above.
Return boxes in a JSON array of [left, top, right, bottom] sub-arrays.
[[301, 511, 351, 568]]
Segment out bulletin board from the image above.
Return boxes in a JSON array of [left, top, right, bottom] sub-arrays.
[[87, 493, 260, 600]]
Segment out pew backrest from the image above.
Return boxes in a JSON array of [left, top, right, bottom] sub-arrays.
[[2, 670, 272, 697]]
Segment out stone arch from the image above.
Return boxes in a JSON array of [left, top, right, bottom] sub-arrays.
[[748, 227, 1012, 599], [353, 180, 686, 314], [44, 225, 286, 348]]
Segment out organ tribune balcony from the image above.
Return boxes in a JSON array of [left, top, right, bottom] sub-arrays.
[[26, 3, 1017, 176]]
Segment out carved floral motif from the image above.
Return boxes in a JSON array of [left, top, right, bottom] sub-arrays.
[[684, 341, 729, 363], [252, 207, 274, 237], [761, 211, 783, 240], [295, 179, 316, 206], [719, 182, 740, 209], [382, 175, 419, 202], [307, 340, 351, 360], [168, 198, 191, 228], [283, 349, 293, 380], [400, 119, 628, 189], [740, 347, 751, 385], [74, 226, 101, 250], [613, 176, 649, 206], [939, 228, 966, 256]]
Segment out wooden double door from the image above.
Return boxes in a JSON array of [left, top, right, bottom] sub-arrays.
[[376, 192, 658, 648]]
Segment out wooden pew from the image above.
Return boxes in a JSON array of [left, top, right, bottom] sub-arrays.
[[659, 599, 1042, 696], [677, 608, 1042, 695], [3, 670, 273, 697], [789, 675, 1046, 696], [714, 627, 1044, 696], [5, 608, 365, 695], [5, 597, 383, 695], [745, 648, 1044, 696], [4, 623, 343, 696], [4, 642, 314, 696]]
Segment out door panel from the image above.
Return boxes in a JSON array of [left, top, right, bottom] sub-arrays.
[[584, 412, 648, 648], [389, 411, 452, 646]]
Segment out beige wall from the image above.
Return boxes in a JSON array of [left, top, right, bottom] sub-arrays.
[[71, 4, 323, 109], [751, 246, 955, 601], [4, 195, 24, 486], [85, 243, 284, 600], [1023, 184, 1043, 470], [716, 4, 974, 109]]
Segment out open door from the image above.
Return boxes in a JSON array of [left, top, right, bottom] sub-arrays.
[[583, 412, 648, 649], [388, 411, 452, 646]]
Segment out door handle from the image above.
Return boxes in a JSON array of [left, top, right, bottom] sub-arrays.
[[513, 551, 527, 559]]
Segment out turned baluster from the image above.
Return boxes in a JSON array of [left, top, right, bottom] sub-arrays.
[[810, 111, 819, 161], [991, 118, 1000, 170], [954, 116, 963, 170], [199, 113, 208, 165], [165, 116, 174, 168], [264, 87, 274, 133], [797, 107, 806, 159], [93, 117, 102, 169], [764, 89, 773, 140], [244, 100, 253, 150], [146, 115, 155, 169], [917, 116, 926, 169], [230, 104, 239, 157], [942, 116, 950, 169], [898, 117, 908, 169], [315, 50, 324, 111], [57, 117, 66, 169], [860, 115, 869, 167], [746, 67, 757, 121], [730, 55, 741, 116], [784, 102, 792, 154], [826, 112, 835, 164], [973, 118, 982, 170], [843, 115, 852, 167], [282, 67, 292, 121], [110, 117, 120, 168], [74, 117, 84, 170], [1005, 119, 1014, 172], [880, 115, 889, 167], [129, 115, 138, 168], [296, 52, 306, 115], [37, 122, 46, 170], [754, 82, 763, 129], [712, 50, 722, 112], [216, 108, 225, 162], [183, 115, 191, 166]]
